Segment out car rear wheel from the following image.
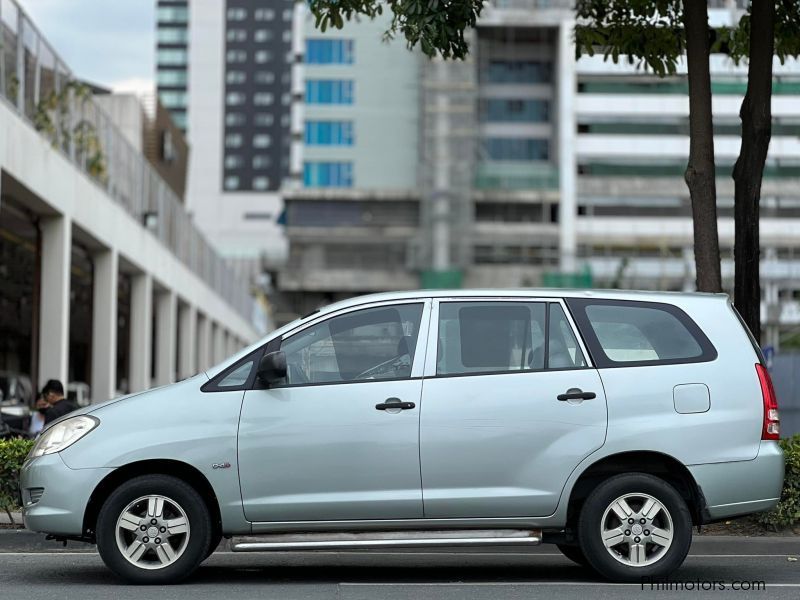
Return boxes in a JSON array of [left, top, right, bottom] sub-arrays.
[[577, 473, 692, 582], [96, 475, 212, 584]]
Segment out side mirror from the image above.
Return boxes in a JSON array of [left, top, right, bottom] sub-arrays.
[[257, 351, 287, 385]]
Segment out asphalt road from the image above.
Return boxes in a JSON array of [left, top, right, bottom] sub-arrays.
[[1, 539, 798, 600]]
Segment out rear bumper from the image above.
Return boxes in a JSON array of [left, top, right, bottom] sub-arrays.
[[688, 441, 784, 521], [19, 453, 113, 537]]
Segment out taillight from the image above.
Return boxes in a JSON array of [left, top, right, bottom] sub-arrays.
[[756, 363, 780, 440]]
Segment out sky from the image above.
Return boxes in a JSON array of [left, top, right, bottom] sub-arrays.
[[20, 0, 154, 93]]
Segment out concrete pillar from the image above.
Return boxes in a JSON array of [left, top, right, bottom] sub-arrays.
[[196, 313, 212, 371], [154, 290, 177, 386], [129, 273, 152, 392], [91, 248, 118, 402], [557, 18, 577, 273], [178, 303, 197, 380], [38, 215, 71, 389]]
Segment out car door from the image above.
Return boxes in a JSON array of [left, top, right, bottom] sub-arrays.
[[238, 300, 430, 523], [419, 298, 608, 518]]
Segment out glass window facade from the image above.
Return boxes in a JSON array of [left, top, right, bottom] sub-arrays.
[[157, 27, 189, 44], [160, 90, 188, 108], [157, 70, 188, 86], [306, 39, 355, 64], [157, 48, 188, 65], [156, 1, 189, 131], [487, 60, 552, 84], [485, 99, 549, 122], [303, 162, 354, 187], [305, 80, 354, 104], [157, 6, 188, 22], [304, 121, 354, 146], [486, 138, 549, 161]]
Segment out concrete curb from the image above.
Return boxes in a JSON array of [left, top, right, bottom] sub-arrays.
[[0, 529, 797, 555]]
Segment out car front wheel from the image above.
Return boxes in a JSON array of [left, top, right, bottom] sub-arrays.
[[96, 475, 212, 584], [578, 473, 692, 582]]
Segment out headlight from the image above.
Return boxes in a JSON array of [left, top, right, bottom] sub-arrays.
[[29, 415, 99, 458]]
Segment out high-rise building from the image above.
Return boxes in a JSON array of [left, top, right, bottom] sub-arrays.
[[155, 1, 189, 131], [282, 0, 800, 347], [155, 0, 291, 280]]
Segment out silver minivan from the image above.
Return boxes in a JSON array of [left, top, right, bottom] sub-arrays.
[[20, 290, 784, 583]]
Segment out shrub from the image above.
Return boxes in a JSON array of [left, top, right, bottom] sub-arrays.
[[0, 438, 35, 522], [756, 434, 800, 530]]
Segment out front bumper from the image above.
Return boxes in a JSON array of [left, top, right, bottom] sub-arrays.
[[20, 453, 113, 537], [688, 440, 785, 521]]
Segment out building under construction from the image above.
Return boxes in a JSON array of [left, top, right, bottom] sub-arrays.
[[280, 0, 800, 349]]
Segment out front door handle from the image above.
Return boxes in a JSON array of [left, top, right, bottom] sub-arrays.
[[557, 389, 596, 402], [375, 397, 416, 411]]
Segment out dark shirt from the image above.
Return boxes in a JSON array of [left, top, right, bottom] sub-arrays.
[[43, 398, 77, 425]]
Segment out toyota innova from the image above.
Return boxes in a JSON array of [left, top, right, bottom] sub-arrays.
[[20, 290, 784, 583]]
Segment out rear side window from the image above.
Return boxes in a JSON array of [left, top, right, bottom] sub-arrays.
[[567, 299, 716, 368], [437, 301, 586, 376]]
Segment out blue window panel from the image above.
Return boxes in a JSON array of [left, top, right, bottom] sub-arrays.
[[304, 162, 354, 187], [305, 80, 354, 104], [485, 138, 549, 161], [306, 39, 354, 64], [487, 61, 552, 84], [486, 99, 549, 123], [305, 121, 354, 145]]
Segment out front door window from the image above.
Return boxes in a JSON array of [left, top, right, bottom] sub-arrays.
[[280, 304, 424, 385]]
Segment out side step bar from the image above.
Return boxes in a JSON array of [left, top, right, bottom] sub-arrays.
[[231, 529, 541, 552]]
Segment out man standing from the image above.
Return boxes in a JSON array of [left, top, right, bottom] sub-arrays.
[[41, 380, 76, 425]]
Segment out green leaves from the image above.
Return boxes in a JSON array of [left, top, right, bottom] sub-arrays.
[[577, 1, 800, 75], [309, 0, 484, 59], [0, 438, 35, 520], [756, 434, 800, 530], [575, 0, 684, 77]]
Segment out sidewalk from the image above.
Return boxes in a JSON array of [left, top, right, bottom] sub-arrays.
[[0, 511, 22, 526]]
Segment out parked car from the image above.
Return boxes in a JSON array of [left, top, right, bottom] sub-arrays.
[[0, 371, 33, 407], [20, 290, 784, 584], [0, 372, 34, 436]]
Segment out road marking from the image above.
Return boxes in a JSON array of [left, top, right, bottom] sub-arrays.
[[0, 551, 797, 558], [341, 582, 800, 588]]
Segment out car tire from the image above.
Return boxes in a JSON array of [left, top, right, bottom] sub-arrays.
[[556, 543, 590, 567], [204, 531, 223, 560], [96, 474, 212, 584], [577, 473, 692, 582]]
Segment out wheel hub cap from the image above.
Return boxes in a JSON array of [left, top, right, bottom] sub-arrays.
[[115, 494, 191, 570], [600, 492, 674, 567]]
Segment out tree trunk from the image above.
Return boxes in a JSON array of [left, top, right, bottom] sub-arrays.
[[682, 0, 722, 293], [733, 2, 775, 345]]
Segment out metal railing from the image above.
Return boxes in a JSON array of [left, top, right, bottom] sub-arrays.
[[0, 0, 252, 319]]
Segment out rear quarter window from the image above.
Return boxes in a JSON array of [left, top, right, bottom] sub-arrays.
[[566, 299, 717, 368]]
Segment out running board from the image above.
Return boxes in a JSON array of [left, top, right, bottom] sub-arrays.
[[231, 529, 541, 552]]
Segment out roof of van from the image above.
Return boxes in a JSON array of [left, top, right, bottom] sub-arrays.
[[311, 288, 729, 316]]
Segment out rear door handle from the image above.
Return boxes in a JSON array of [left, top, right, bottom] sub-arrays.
[[375, 397, 416, 411], [557, 389, 596, 402]]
